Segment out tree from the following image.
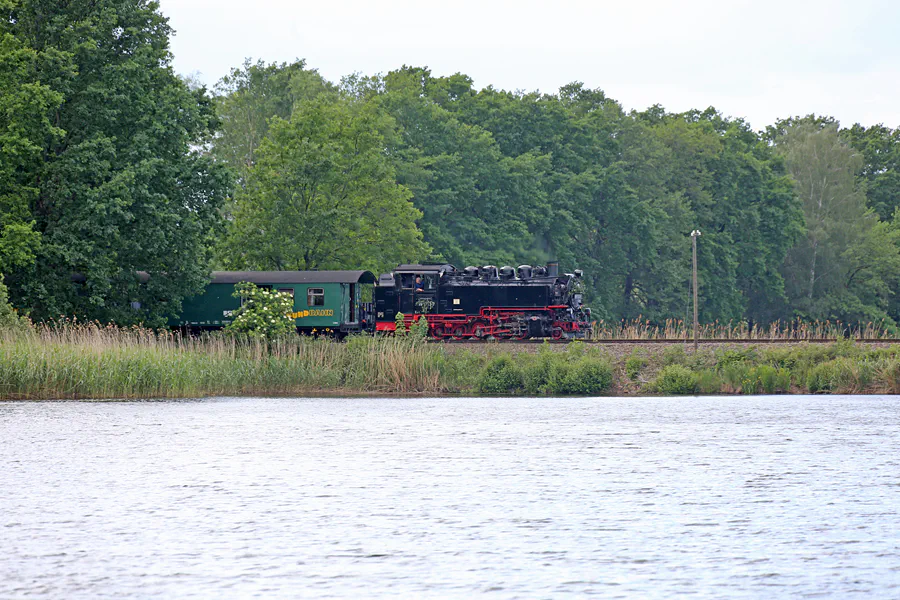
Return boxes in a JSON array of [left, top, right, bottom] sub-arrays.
[[775, 119, 897, 323], [375, 67, 551, 269], [0, 1, 69, 274], [218, 96, 429, 274], [2, 0, 230, 325], [213, 59, 336, 179], [843, 123, 900, 222]]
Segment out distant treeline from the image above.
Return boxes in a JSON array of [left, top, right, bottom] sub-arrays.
[[2, 1, 899, 330]]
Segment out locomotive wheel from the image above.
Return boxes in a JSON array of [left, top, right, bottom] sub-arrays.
[[451, 325, 469, 340], [472, 322, 489, 339], [551, 327, 564, 340]]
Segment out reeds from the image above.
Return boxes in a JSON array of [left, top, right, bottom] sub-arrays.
[[3, 321, 900, 399], [591, 318, 894, 341], [0, 322, 447, 399]]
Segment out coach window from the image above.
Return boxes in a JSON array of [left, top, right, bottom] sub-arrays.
[[307, 287, 325, 307], [277, 288, 294, 298]]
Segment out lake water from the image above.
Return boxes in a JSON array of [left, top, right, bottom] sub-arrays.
[[1, 396, 899, 598]]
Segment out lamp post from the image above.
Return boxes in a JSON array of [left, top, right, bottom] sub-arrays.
[[691, 229, 701, 352]]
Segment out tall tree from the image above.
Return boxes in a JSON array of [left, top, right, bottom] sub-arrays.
[[217, 97, 429, 274], [843, 123, 900, 222], [775, 119, 897, 323], [213, 59, 335, 179], [375, 66, 551, 269], [0, 0, 69, 275], [3, 0, 230, 324]]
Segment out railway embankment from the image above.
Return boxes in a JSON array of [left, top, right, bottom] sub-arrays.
[[1, 324, 899, 399]]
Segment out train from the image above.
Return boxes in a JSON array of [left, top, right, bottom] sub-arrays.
[[172, 261, 592, 340]]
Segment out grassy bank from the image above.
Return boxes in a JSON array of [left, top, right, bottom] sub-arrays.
[[1, 324, 899, 399]]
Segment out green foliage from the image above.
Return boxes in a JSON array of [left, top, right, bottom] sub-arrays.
[[394, 312, 406, 337], [806, 357, 877, 394], [217, 96, 429, 274], [625, 351, 647, 381], [653, 364, 700, 395], [477, 354, 524, 395], [224, 282, 295, 338], [409, 316, 429, 340], [879, 360, 900, 394], [2, 0, 230, 325], [0, 274, 28, 330], [774, 118, 900, 326], [843, 123, 900, 222], [213, 59, 336, 178], [696, 370, 722, 394], [662, 346, 689, 366], [6, 8, 900, 332], [487, 344, 614, 396], [717, 348, 759, 369], [561, 358, 614, 396]]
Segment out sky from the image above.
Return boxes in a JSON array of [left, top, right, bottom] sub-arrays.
[[158, 0, 900, 131]]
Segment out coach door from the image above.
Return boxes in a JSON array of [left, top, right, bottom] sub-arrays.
[[348, 283, 356, 323]]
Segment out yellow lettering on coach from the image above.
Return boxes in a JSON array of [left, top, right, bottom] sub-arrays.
[[289, 309, 334, 318]]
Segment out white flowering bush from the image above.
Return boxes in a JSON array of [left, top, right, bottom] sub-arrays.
[[224, 282, 295, 338]]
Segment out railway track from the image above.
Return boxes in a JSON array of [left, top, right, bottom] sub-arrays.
[[433, 338, 900, 344]]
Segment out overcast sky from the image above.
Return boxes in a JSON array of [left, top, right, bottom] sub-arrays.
[[158, 0, 900, 131]]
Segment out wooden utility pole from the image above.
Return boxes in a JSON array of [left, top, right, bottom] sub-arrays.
[[691, 230, 701, 352]]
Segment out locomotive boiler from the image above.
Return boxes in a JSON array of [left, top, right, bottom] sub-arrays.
[[373, 262, 592, 340]]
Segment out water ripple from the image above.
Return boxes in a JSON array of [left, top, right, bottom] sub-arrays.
[[1, 395, 899, 598]]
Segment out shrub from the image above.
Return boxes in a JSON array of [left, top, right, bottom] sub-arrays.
[[755, 365, 792, 394], [539, 354, 615, 396], [654, 364, 699, 395], [696, 369, 722, 394], [720, 362, 752, 393], [625, 351, 646, 381], [0, 275, 29, 332], [662, 346, 688, 366], [545, 359, 573, 395], [807, 362, 832, 393], [477, 354, 524, 395], [409, 315, 429, 340], [740, 369, 761, 395], [879, 360, 900, 394], [717, 348, 758, 369], [560, 358, 614, 396], [225, 282, 295, 338], [522, 354, 551, 395], [807, 357, 875, 394]]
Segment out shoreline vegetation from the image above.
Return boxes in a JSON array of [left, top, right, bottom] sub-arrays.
[[1, 324, 899, 400]]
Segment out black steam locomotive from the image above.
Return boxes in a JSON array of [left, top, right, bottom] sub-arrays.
[[373, 262, 592, 340]]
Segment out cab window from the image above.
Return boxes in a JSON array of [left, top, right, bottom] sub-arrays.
[[307, 288, 325, 307]]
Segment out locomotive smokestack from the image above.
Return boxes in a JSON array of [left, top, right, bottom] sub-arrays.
[[547, 261, 559, 277]]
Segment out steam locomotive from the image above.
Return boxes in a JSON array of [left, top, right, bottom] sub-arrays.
[[170, 261, 592, 340], [373, 262, 592, 340]]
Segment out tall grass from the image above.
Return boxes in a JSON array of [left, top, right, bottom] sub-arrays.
[[592, 317, 894, 341], [3, 322, 900, 399], [0, 323, 446, 399]]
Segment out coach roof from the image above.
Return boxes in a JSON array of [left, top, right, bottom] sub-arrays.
[[210, 271, 377, 285]]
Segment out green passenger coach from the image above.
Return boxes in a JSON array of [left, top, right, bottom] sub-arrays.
[[172, 271, 377, 336]]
